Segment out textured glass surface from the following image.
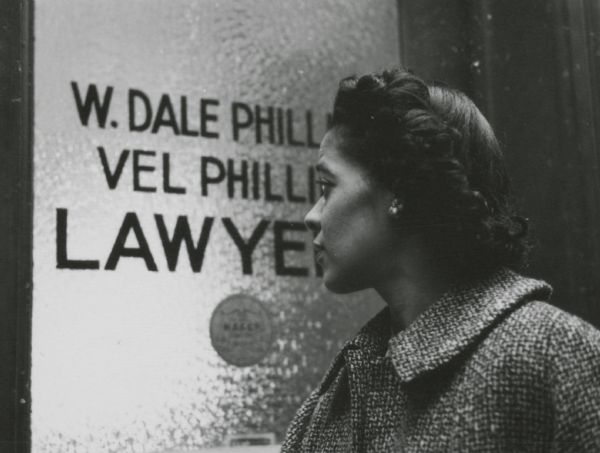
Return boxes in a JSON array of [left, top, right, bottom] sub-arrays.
[[32, 1, 399, 451]]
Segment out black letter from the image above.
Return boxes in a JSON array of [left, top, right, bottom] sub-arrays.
[[286, 165, 306, 203], [163, 153, 186, 194], [180, 96, 199, 137], [306, 110, 320, 148], [255, 105, 275, 144], [201, 156, 225, 196], [128, 88, 152, 132], [71, 82, 113, 128], [105, 212, 157, 271], [97, 146, 130, 189], [155, 215, 214, 272], [133, 150, 157, 192], [227, 158, 249, 199], [264, 162, 283, 202], [222, 218, 269, 274], [56, 208, 100, 269], [200, 99, 220, 139], [308, 166, 317, 204], [286, 108, 305, 146], [251, 161, 260, 200], [276, 107, 285, 145], [274, 221, 308, 276], [152, 94, 180, 135], [231, 102, 254, 141]]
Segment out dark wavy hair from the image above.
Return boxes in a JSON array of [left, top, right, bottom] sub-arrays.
[[331, 68, 531, 273]]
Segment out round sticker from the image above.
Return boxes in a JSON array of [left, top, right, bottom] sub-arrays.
[[210, 294, 274, 367]]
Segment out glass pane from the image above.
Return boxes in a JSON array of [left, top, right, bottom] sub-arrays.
[[31, 1, 399, 451]]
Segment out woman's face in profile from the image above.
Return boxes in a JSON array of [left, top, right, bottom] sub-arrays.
[[305, 128, 400, 293]]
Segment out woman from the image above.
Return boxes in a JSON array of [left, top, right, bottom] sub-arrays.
[[282, 69, 600, 452]]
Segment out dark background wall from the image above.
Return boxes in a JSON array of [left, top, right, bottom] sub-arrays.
[[398, 0, 600, 328]]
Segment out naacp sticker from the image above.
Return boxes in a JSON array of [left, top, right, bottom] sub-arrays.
[[210, 294, 273, 367]]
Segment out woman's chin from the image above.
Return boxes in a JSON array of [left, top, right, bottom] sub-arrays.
[[322, 272, 365, 294]]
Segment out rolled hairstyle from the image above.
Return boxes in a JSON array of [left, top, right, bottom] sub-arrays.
[[331, 68, 530, 273]]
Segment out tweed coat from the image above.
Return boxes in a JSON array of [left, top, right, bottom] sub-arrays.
[[281, 268, 600, 452]]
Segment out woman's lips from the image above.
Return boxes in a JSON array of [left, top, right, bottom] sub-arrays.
[[313, 242, 325, 263]]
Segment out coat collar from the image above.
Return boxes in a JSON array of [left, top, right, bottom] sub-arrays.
[[342, 268, 552, 383]]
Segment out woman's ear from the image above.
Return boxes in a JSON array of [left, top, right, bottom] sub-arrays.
[[388, 198, 404, 218]]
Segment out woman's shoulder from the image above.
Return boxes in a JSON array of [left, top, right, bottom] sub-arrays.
[[503, 301, 600, 448], [491, 300, 600, 366], [508, 300, 600, 342]]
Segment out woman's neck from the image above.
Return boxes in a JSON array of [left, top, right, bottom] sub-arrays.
[[374, 242, 457, 333]]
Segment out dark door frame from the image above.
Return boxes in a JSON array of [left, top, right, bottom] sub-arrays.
[[0, 0, 33, 452]]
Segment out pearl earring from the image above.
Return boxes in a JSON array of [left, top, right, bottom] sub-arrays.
[[388, 199, 403, 217]]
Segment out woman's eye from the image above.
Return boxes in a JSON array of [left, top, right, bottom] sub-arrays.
[[316, 179, 331, 197]]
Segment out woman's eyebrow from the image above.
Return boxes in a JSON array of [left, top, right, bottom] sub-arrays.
[[315, 162, 334, 176]]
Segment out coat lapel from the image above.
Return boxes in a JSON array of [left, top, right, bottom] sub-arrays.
[[342, 311, 397, 451], [280, 349, 347, 452], [344, 349, 407, 451], [388, 268, 552, 383], [281, 311, 392, 452]]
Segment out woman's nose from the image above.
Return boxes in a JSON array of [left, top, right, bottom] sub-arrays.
[[304, 199, 322, 234]]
